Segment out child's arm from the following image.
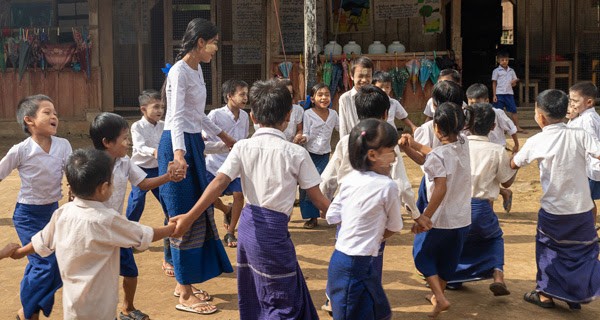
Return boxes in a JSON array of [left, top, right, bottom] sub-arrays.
[[399, 134, 431, 165], [0, 243, 20, 260], [292, 120, 304, 144], [510, 133, 519, 153], [383, 229, 396, 239], [11, 243, 34, 259], [305, 185, 331, 218], [401, 118, 418, 133], [152, 222, 176, 242], [492, 80, 498, 103], [415, 176, 446, 232], [320, 139, 344, 200], [137, 161, 182, 190]]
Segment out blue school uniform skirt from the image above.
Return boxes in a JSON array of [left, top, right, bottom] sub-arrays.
[[237, 204, 318, 320], [300, 152, 330, 219], [536, 208, 600, 303], [416, 176, 428, 214], [413, 226, 469, 280], [13, 202, 62, 318], [328, 249, 392, 320], [448, 199, 505, 284], [158, 131, 233, 284]]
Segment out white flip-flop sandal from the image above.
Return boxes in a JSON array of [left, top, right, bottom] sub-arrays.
[[175, 302, 218, 315]]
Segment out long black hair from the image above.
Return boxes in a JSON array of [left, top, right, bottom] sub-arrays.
[[175, 18, 218, 61]]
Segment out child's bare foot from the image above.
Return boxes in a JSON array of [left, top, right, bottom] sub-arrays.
[[428, 296, 450, 318]]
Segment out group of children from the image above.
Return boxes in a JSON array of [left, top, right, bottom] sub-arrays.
[[0, 51, 599, 320]]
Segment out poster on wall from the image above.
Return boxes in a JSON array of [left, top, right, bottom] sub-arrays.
[[330, 0, 373, 34], [374, 0, 442, 34]]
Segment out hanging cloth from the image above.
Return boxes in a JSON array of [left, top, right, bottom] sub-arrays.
[[18, 29, 32, 82], [419, 56, 433, 92], [430, 51, 441, 84], [389, 66, 410, 100], [406, 58, 420, 94], [298, 55, 306, 101]]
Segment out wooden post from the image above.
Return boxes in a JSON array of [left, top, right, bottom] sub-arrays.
[[550, 0, 557, 89], [451, 0, 462, 67], [574, 0, 579, 82], [525, 0, 530, 105], [136, 1, 145, 93], [304, 0, 318, 94], [98, 0, 114, 111]]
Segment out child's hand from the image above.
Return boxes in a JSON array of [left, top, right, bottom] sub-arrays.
[[493, 95, 498, 103], [511, 79, 519, 87], [399, 133, 413, 149], [170, 214, 195, 238], [415, 215, 433, 231], [293, 134, 306, 144], [167, 161, 185, 182], [153, 149, 158, 159], [0, 243, 20, 259], [10, 246, 28, 260], [511, 144, 519, 154]]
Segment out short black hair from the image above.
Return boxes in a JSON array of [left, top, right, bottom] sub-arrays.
[[222, 79, 249, 103], [348, 119, 398, 172], [66, 148, 113, 198], [355, 85, 390, 120], [138, 89, 161, 106], [372, 70, 392, 84], [439, 69, 461, 83], [249, 79, 292, 127], [497, 51, 510, 58], [434, 102, 466, 137], [536, 89, 568, 120], [468, 103, 496, 136], [432, 80, 464, 107], [16, 94, 54, 135], [351, 56, 374, 74], [570, 81, 598, 100], [89, 112, 129, 150], [466, 83, 489, 101], [306, 83, 330, 109]]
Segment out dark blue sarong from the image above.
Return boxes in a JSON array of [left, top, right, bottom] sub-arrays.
[[328, 249, 392, 320], [237, 204, 318, 320], [158, 131, 233, 284], [536, 208, 600, 304], [300, 152, 330, 219], [13, 202, 62, 318], [416, 176, 428, 214], [413, 226, 469, 280], [448, 199, 504, 284]]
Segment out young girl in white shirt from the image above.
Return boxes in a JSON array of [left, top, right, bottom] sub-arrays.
[[400, 102, 472, 318], [326, 118, 403, 320], [299, 83, 338, 229], [0, 95, 72, 320]]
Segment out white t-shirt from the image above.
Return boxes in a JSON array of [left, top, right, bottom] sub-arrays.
[[566, 108, 600, 181], [0, 136, 72, 204], [283, 104, 304, 141], [303, 108, 339, 155], [468, 135, 516, 200], [130, 117, 164, 169], [103, 156, 146, 214], [338, 87, 359, 137], [327, 170, 403, 257], [204, 105, 249, 176], [492, 65, 518, 95], [218, 127, 321, 215], [513, 123, 600, 214], [387, 98, 408, 127], [489, 108, 518, 146]]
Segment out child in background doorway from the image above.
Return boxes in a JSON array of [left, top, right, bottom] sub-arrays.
[[372, 70, 417, 132], [492, 51, 525, 133]]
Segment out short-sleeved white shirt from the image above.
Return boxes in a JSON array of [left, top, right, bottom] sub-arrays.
[[283, 104, 304, 141], [423, 138, 472, 229], [387, 98, 408, 126], [104, 156, 147, 214], [468, 135, 516, 200], [338, 88, 359, 137], [492, 65, 518, 95], [303, 108, 339, 155], [566, 108, 600, 181], [204, 106, 249, 176], [424, 98, 468, 118], [218, 128, 321, 215], [489, 108, 518, 146], [130, 117, 164, 169], [327, 170, 403, 257], [0, 136, 72, 204], [513, 123, 600, 214], [31, 198, 153, 320]]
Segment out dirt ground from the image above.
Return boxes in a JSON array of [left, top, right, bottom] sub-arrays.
[[1, 132, 599, 320]]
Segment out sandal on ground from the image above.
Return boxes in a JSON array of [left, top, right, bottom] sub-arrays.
[[489, 282, 511, 296], [175, 302, 217, 315], [173, 288, 212, 301], [119, 309, 149, 320], [321, 299, 333, 316], [523, 290, 555, 308], [503, 190, 513, 213], [224, 233, 237, 248], [303, 218, 318, 229], [162, 261, 175, 277]]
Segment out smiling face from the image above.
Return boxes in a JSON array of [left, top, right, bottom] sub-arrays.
[[103, 128, 130, 159], [311, 87, 331, 109], [141, 99, 164, 124], [569, 90, 594, 114], [374, 81, 392, 96], [228, 86, 249, 110], [25, 101, 59, 137], [197, 36, 219, 63], [351, 65, 373, 90], [368, 146, 396, 176]]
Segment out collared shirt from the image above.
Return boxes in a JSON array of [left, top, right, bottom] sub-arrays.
[[303, 108, 339, 155], [338, 87, 359, 137], [327, 170, 403, 257], [204, 105, 249, 176], [283, 104, 304, 141], [489, 108, 518, 146], [387, 98, 408, 126], [513, 123, 600, 214], [0, 136, 72, 204], [414, 120, 442, 149], [424, 138, 472, 229], [218, 127, 321, 215], [130, 117, 164, 169], [423, 98, 467, 118], [32, 198, 153, 320], [320, 135, 419, 218], [468, 135, 516, 200], [492, 65, 518, 95], [164, 60, 222, 154], [567, 108, 600, 180], [104, 156, 146, 214]]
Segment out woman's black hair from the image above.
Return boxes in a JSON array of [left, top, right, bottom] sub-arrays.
[[348, 119, 398, 172], [306, 83, 330, 108], [465, 103, 495, 136], [175, 18, 218, 61], [433, 102, 471, 138]]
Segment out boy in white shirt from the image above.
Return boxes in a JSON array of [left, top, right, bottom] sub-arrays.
[[423, 69, 465, 121], [492, 51, 524, 133], [338, 56, 374, 137], [372, 70, 417, 132], [204, 79, 250, 248], [170, 79, 331, 319], [10, 148, 176, 320], [512, 89, 600, 310]]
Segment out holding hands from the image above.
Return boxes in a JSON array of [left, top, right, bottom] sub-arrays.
[[412, 215, 433, 234], [167, 161, 185, 182], [293, 133, 307, 145], [0, 243, 20, 260], [169, 213, 196, 238]]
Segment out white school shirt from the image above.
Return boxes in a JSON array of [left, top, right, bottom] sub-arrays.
[[387, 98, 408, 126], [130, 117, 164, 169], [283, 104, 305, 141], [489, 108, 518, 146], [338, 87, 359, 137], [164, 60, 222, 154], [0, 136, 72, 204], [513, 123, 600, 215], [566, 108, 600, 181], [423, 98, 468, 118], [204, 105, 249, 176], [320, 135, 420, 218], [414, 120, 443, 202], [468, 135, 516, 200], [327, 170, 403, 257], [492, 65, 518, 95], [303, 108, 339, 155], [31, 198, 153, 320], [423, 137, 472, 229], [218, 127, 321, 215], [103, 156, 146, 214]]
